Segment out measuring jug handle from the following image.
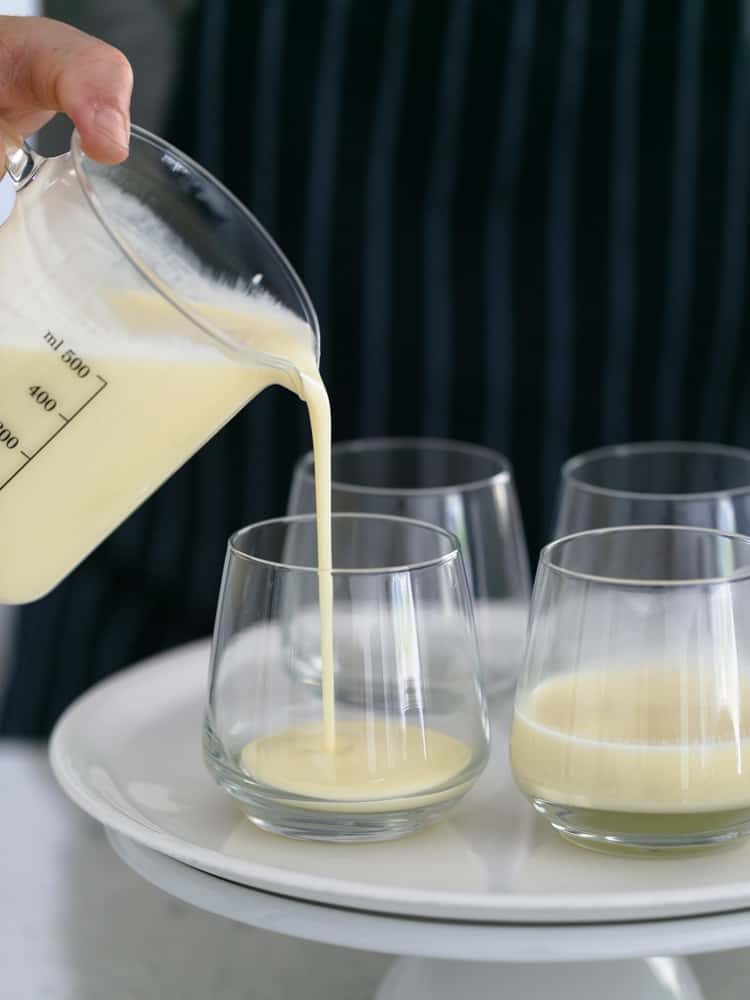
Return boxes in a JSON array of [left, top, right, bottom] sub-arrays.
[[2, 128, 47, 191]]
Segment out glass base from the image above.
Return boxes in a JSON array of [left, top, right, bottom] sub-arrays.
[[244, 799, 459, 842], [217, 777, 466, 842], [533, 798, 750, 855]]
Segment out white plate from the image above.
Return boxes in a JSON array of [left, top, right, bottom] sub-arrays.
[[50, 639, 750, 924], [108, 828, 750, 965]]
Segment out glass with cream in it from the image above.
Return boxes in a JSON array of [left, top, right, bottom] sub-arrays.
[[511, 525, 750, 854], [204, 514, 490, 841]]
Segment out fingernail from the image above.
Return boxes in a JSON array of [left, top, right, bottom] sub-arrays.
[[93, 107, 130, 153]]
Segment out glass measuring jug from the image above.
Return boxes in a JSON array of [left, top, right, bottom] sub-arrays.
[[0, 127, 319, 604]]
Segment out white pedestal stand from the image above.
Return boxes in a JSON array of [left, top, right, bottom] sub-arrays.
[[104, 831, 743, 1000]]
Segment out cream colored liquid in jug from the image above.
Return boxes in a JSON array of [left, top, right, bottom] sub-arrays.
[[0, 172, 323, 603], [0, 177, 469, 800]]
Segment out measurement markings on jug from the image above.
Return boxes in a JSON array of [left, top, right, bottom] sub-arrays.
[[0, 336, 108, 492], [0, 421, 19, 450], [29, 386, 58, 412]]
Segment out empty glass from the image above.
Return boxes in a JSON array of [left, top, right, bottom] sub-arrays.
[[511, 525, 750, 853], [555, 442, 750, 537], [204, 513, 489, 842], [288, 438, 531, 694]]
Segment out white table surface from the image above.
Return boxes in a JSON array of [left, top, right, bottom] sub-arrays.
[[1, 741, 749, 1000]]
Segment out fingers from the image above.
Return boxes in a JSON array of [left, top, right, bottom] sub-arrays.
[[0, 16, 133, 163], [54, 44, 134, 163]]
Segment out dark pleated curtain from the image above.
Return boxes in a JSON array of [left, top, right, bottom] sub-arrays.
[[4, 0, 750, 735]]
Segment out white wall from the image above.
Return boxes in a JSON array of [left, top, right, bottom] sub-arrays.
[[0, 175, 14, 225], [2, 2, 40, 14]]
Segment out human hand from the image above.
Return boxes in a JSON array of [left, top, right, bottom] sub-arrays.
[[0, 15, 133, 164]]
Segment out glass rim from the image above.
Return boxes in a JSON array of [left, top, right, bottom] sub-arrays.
[[227, 512, 462, 576], [294, 437, 512, 496], [70, 125, 320, 369], [561, 441, 750, 501], [541, 525, 750, 587]]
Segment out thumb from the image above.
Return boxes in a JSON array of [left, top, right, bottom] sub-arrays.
[[0, 16, 133, 164]]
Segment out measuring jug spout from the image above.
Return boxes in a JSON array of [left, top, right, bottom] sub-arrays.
[[261, 355, 307, 399]]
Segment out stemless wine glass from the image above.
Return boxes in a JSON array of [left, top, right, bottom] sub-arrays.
[[204, 513, 490, 842], [555, 442, 750, 537], [511, 525, 750, 853], [288, 438, 531, 694]]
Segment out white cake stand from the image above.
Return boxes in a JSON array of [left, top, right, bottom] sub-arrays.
[[104, 829, 749, 1000], [51, 640, 750, 1000]]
